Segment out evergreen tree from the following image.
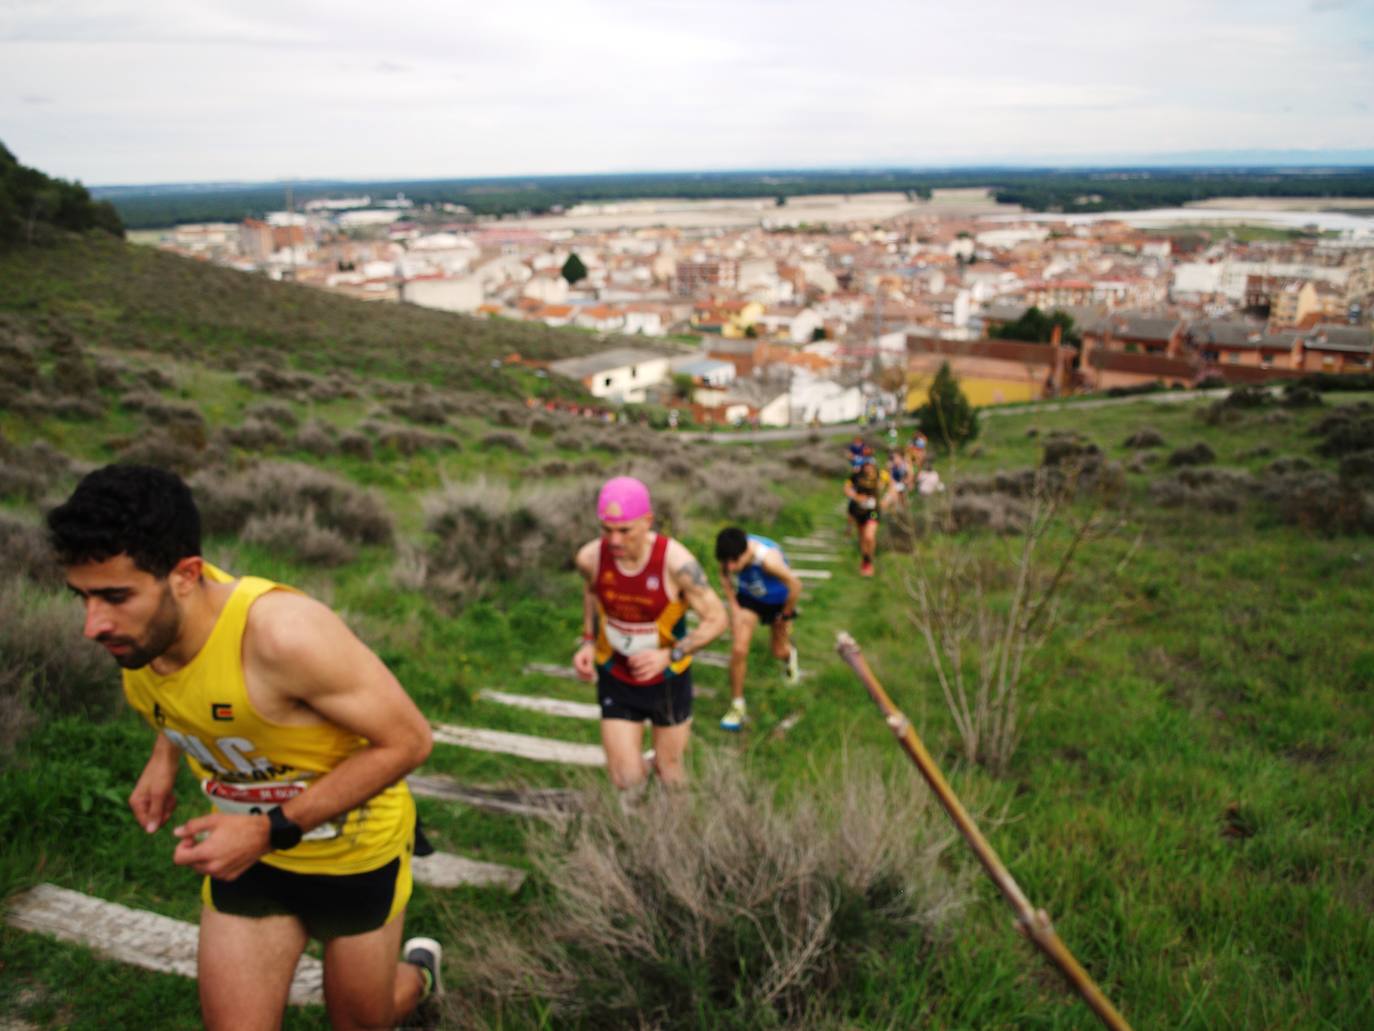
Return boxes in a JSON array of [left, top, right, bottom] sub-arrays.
[[915, 362, 979, 450], [561, 252, 588, 286]]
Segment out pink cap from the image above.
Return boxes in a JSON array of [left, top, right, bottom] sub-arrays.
[[597, 476, 652, 522]]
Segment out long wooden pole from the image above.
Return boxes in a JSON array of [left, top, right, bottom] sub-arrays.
[[835, 631, 1132, 1031]]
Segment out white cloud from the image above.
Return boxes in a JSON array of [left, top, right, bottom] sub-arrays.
[[1, 0, 1371, 183]]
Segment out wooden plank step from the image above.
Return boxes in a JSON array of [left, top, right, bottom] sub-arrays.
[[478, 689, 599, 721], [785, 552, 838, 563], [4, 884, 324, 1006], [411, 851, 525, 892], [431, 724, 605, 766], [407, 774, 583, 817], [794, 568, 833, 580]]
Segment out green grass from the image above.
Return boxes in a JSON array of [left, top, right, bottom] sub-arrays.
[[4, 244, 1374, 1026]]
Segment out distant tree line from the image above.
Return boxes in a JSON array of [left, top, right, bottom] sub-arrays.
[[97, 166, 1374, 230], [990, 306, 1081, 346], [0, 141, 124, 245]]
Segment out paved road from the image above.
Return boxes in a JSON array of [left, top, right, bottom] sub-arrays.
[[679, 388, 1233, 445]]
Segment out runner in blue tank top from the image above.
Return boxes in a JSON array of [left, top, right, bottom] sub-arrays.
[[714, 527, 803, 731]]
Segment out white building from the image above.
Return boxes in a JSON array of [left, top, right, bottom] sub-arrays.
[[547, 348, 671, 403], [790, 377, 863, 424], [403, 277, 484, 313]]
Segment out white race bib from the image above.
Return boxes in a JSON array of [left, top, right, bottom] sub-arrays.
[[603, 618, 661, 656], [201, 780, 340, 842]]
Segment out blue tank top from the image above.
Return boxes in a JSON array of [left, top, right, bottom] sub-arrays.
[[736, 535, 790, 605]]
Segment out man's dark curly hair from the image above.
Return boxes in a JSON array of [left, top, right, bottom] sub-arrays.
[[714, 526, 749, 564], [47, 464, 201, 577]]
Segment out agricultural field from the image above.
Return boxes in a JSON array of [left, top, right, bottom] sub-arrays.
[[3, 238, 1374, 1029]]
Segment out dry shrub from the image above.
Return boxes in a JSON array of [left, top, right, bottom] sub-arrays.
[[115, 432, 207, 476], [785, 444, 848, 479], [694, 461, 783, 524], [1126, 451, 1156, 474], [1124, 428, 1165, 449], [218, 418, 287, 451], [245, 401, 298, 429], [456, 753, 968, 1028], [307, 374, 361, 402], [241, 509, 355, 566], [119, 393, 208, 440], [0, 580, 119, 745], [339, 431, 374, 460], [292, 421, 338, 456], [0, 511, 61, 588], [538, 459, 572, 477], [421, 478, 596, 599], [237, 364, 318, 395], [528, 416, 556, 438], [363, 422, 458, 455], [479, 430, 529, 455], [1149, 469, 1251, 514], [949, 492, 1031, 533], [191, 462, 393, 546], [1338, 450, 1374, 487], [0, 437, 74, 501], [1282, 384, 1324, 409], [491, 401, 526, 427], [1258, 471, 1374, 534], [0, 335, 42, 390], [388, 398, 449, 426], [553, 430, 587, 452], [1168, 442, 1216, 467], [137, 365, 177, 391], [1266, 456, 1313, 477], [1313, 408, 1374, 458]]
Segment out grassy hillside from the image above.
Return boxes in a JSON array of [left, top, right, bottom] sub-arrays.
[[0, 233, 622, 400], [3, 242, 1374, 1028]]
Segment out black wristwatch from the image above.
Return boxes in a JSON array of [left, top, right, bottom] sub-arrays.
[[267, 806, 303, 851]]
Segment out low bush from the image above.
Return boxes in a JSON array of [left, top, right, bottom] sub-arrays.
[[552, 431, 587, 452], [0, 437, 74, 502], [115, 432, 207, 476], [364, 422, 458, 455], [1148, 475, 1246, 514], [0, 512, 61, 588], [0, 581, 119, 744], [237, 365, 318, 395], [480, 430, 529, 455], [1105, 380, 1165, 398], [1168, 442, 1217, 467], [1266, 456, 1314, 477], [694, 461, 783, 524], [241, 509, 355, 566], [948, 492, 1031, 533], [218, 418, 287, 451], [421, 478, 597, 600], [388, 398, 449, 426], [1042, 433, 1102, 467], [245, 401, 298, 429], [1338, 450, 1374, 487], [338, 431, 375, 460], [1123, 427, 1166, 449], [1313, 410, 1374, 458], [1257, 470, 1374, 534], [1282, 384, 1324, 409], [291, 421, 337, 456], [191, 462, 394, 547], [455, 754, 968, 1028]]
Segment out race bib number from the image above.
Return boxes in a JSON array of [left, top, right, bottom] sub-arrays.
[[604, 618, 661, 656], [201, 780, 340, 842]]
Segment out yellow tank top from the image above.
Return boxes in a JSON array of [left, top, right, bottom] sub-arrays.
[[122, 563, 414, 875]]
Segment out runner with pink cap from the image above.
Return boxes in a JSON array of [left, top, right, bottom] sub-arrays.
[[572, 476, 728, 791]]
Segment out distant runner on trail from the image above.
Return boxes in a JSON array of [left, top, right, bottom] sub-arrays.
[[47, 465, 442, 1031], [572, 476, 727, 790], [714, 527, 803, 731], [845, 448, 887, 577], [885, 449, 911, 512], [907, 429, 930, 471]]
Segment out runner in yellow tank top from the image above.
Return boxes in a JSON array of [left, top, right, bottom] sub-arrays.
[[49, 465, 442, 1031]]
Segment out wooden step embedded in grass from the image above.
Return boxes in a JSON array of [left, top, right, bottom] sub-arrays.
[[479, 688, 600, 721], [431, 723, 606, 766], [794, 568, 833, 580], [4, 884, 323, 1006], [411, 851, 525, 892], [408, 774, 583, 817]]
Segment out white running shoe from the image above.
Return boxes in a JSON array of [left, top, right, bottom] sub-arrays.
[[403, 936, 443, 1000], [720, 697, 747, 731]]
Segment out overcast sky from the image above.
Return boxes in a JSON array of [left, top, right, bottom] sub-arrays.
[[2, 0, 1372, 186]]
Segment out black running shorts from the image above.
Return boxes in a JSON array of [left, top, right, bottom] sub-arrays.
[[597, 664, 693, 726], [848, 499, 880, 524], [736, 593, 787, 626], [207, 854, 407, 939]]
